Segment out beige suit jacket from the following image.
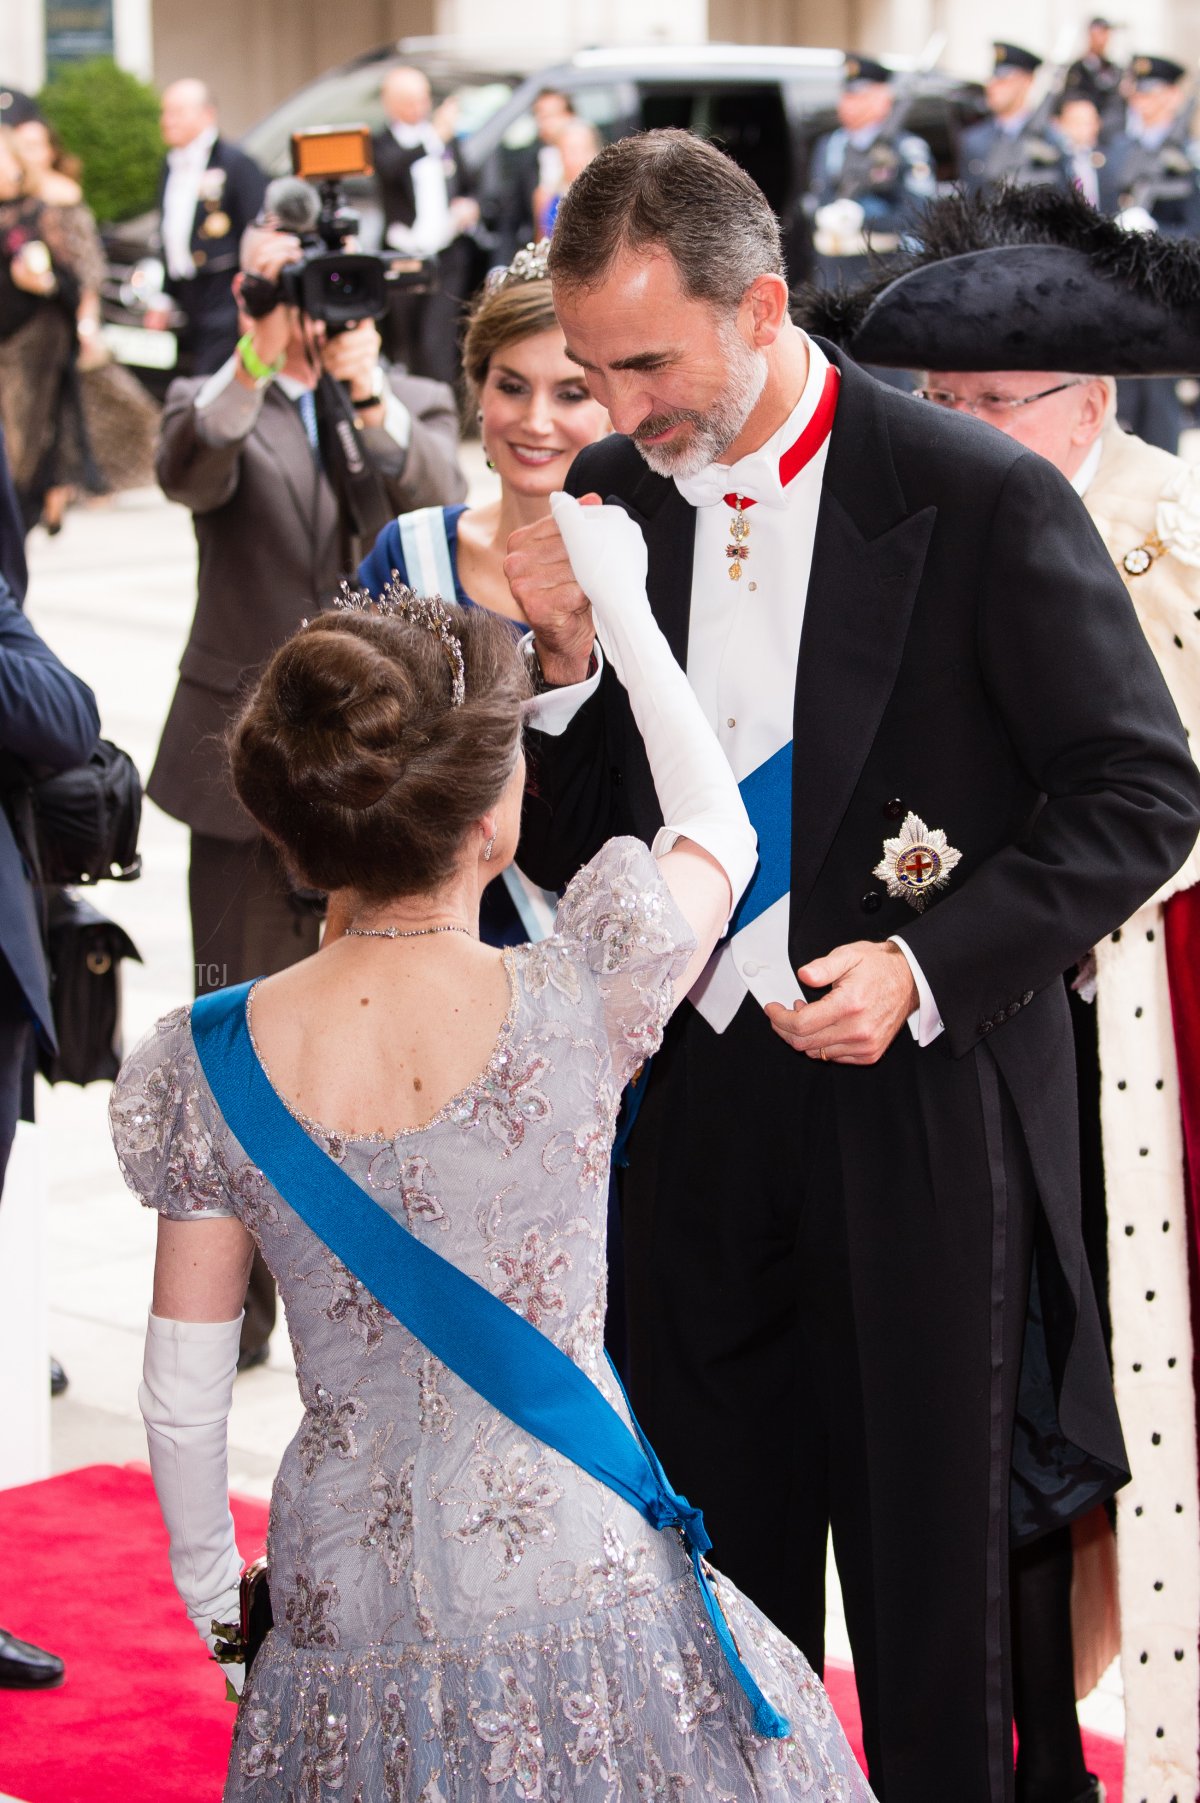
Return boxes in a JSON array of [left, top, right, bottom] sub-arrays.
[[148, 368, 465, 841]]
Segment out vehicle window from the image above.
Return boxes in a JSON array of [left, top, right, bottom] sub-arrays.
[[636, 84, 793, 216], [241, 69, 515, 176], [500, 83, 626, 151]]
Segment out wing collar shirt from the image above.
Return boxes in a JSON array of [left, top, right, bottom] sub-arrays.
[[384, 122, 453, 257], [528, 333, 943, 1042], [163, 126, 218, 281], [673, 337, 939, 1038]]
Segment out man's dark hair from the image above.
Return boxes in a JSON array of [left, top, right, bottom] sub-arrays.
[[534, 86, 574, 112], [549, 128, 784, 312]]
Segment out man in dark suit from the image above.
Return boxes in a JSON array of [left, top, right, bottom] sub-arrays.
[[372, 64, 480, 386], [0, 570, 99, 1689], [150, 213, 466, 1368], [154, 79, 266, 376], [505, 131, 1200, 1802]]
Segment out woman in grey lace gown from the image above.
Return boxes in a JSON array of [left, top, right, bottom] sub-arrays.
[[110, 495, 875, 1801]]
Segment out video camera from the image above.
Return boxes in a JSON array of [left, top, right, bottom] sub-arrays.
[[241, 125, 430, 333]]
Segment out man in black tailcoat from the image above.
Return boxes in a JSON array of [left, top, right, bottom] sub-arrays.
[[505, 130, 1200, 1803], [372, 64, 480, 386], [154, 79, 265, 377]]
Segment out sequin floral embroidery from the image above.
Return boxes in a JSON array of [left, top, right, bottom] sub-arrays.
[[450, 1442, 564, 1573], [449, 1039, 553, 1153], [486, 1226, 571, 1328], [470, 1666, 549, 1795]]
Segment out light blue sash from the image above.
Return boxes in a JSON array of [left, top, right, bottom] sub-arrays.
[[191, 983, 789, 1739]]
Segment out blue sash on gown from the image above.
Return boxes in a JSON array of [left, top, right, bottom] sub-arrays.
[[191, 982, 790, 1739]]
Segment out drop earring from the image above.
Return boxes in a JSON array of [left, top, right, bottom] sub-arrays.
[[483, 834, 496, 861], [478, 411, 495, 471]]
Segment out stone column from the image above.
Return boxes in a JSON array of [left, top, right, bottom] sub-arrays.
[[0, 0, 47, 95]]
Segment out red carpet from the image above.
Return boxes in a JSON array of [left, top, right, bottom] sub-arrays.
[[0, 1465, 267, 1803], [0, 1465, 1125, 1800]]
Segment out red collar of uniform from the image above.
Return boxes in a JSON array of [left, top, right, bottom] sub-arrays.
[[723, 362, 841, 511]]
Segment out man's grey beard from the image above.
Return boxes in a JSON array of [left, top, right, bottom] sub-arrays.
[[631, 325, 768, 479]]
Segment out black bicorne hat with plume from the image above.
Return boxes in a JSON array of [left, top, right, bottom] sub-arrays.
[[794, 184, 1200, 375]]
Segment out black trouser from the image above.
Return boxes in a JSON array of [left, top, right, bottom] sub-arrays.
[[1011, 1528, 1090, 1803], [189, 832, 320, 1356], [621, 994, 1037, 1802], [1002, 987, 1109, 1803]]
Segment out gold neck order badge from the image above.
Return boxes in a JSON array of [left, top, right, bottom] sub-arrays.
[[724, 492, 755, 581]]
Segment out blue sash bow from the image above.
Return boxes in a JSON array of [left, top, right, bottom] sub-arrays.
[[190, 983, 789, 1739]]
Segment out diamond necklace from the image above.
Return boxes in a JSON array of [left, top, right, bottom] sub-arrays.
[[344, 924, 472, 940]]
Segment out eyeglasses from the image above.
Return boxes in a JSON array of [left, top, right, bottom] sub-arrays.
[[915, 380, 1087, 418]]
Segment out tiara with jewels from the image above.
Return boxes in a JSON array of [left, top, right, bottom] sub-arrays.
[[484, 237, 552, 293], [332, 578, 466, 708]]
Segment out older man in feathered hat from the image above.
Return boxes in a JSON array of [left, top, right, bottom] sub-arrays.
[[798, 184, 1200, 1803]]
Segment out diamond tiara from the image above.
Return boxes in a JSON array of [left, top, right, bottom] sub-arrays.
[[484, 237, 552, 293], [332, 578, 466, 708]]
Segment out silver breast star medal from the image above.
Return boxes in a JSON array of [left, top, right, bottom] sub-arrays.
[[873, 812, 962, 912], [723, 492, 756, 581]]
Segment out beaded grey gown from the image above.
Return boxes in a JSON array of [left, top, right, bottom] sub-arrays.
[[111, 840, 876, 1802]]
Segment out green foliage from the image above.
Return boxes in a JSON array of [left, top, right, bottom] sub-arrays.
[[38, 58, 162, 224]]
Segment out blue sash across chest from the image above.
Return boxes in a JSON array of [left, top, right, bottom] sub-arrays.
[[190, 982, 789, 1739]]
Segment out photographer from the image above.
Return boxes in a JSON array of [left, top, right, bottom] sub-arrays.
[[149, 196, 466, 1370]]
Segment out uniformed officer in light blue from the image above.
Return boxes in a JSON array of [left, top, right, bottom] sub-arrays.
[[804, 54, 936, 285], [960, 42, 1070, 196]]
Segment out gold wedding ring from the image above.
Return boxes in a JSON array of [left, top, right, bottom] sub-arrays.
[[819, 1048, 828, 1062]]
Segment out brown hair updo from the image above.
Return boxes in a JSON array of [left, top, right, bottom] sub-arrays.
[[230, 605, 530, 901], [461, 265, 558, 401]]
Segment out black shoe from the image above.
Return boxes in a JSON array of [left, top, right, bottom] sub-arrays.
[[236, 1344, 270, 1374], [0, 1628, 65, 1689], [50, 1357, 67, 1398], [1054, 1781, 1104, 1803]]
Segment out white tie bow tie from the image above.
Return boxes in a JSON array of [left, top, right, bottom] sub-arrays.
[[674, 450, 786, 511]]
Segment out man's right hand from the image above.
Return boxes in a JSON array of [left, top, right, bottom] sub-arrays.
[[504, 497, 599, 687], [235, 227, 302, 375]]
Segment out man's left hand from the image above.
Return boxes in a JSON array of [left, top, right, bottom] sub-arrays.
[[321, 320, 383, 405], [764, 940, 918, 1064]]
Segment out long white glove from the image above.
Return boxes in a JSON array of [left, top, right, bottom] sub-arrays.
[[139, 1310, 245, 1692], [550, 491, 757, 911]]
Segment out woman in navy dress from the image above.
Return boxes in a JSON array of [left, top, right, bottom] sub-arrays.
[[359, 241, 609, 948]]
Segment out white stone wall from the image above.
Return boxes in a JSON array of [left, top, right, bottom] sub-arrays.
[[707, 0, 1200, 82], [434, 0, 707, 58], [0, 0, 46, 93]]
